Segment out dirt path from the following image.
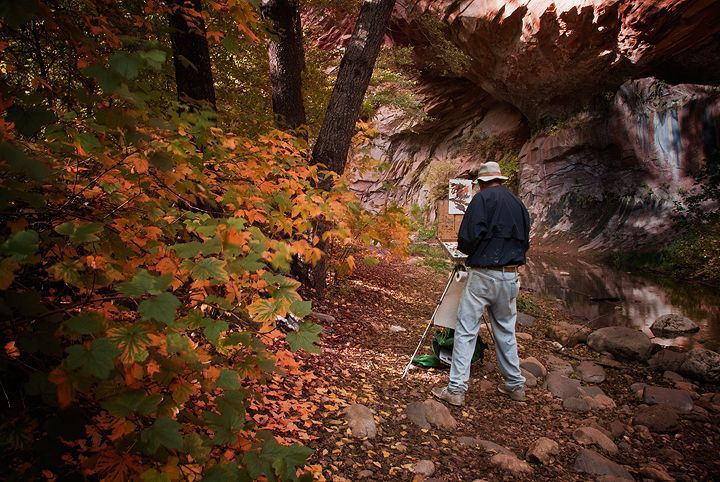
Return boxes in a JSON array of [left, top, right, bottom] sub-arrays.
[[304, 249, 720, 481]]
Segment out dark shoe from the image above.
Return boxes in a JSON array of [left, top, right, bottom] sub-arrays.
[[497, 383, 526, 401], [431, 386, 465, 407]]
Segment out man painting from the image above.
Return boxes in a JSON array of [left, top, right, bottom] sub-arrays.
[[432, 161, 531, 406]]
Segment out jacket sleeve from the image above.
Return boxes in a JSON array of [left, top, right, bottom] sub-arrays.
[[457, 194, 487, 256]]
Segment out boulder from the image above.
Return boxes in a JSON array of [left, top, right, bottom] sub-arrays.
[[629, 382, 647, 400], [588, 394, 617, 410], [643, 386, 694, 414], [344, 404, 377, 438], [573, 448, 633, 480], [609, 420, 626, 439], [648, 349, 687, 372], [521, 357, 547, 378], [477, 440, 516, 457], [406, 400, 458, 430], [587, 326, 653, 361], [639, 462, 675, 481], [573, 427, 619, 455], [678, 348, 720, 383], [577, 361, 607, 383], [662, 371, 686, 383], [650, 314, 699, 336], [489, 453, 533, 475], [547, 321, 591, 347], [632, 404, 681, 433], [516, 332, 533, 342], [545, 372, 583, 400], [526, 437, 559, 465]]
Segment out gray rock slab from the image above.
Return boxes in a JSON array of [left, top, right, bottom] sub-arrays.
[[648, 349, 687, 372], [345, 404, 377, 438], [526, 437, 559, 465], [573, 426, 619, 455], [632, 404, 681, 433], [545, 354, 574, 375], [678, 347, 720, 384], [564, 396, 591, 413], [477, 440, 515, 457], [650, 314, 699, 336], [521, 356, 547, 378], [577, 360, 607, 383], [587, 326, 653, 361], [643, 386, 694, 413], [546, 371, 583, 399], [573, 448, 633, 480]]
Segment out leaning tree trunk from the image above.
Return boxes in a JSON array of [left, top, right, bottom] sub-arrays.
[[306, 0, 397, 295], [166, 0, 217, 108], [261, 0, 307, 131], [311, 0, 396, 180]]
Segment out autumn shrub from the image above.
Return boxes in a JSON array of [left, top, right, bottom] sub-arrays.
[[0, 3, 409, 480]]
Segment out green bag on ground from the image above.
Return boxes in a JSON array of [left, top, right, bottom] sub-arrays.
[[412, 328, 487, 368]]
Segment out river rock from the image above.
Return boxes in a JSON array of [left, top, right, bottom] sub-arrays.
[[411, 460, 435, 477], [546, 372, 583, 399], [573, 448, 633, 480], [587, 326, 653, 361], [344, 404, 377, 438], [609, 420, 626, 439], [311, 311, 336, 323], [516, 332, 533, 342], [643, 386, 694, 413], [577, 361, 607, 383], [478, 440, 515, 457], [650, 314, 699, 336], [662, 371, 686, 383], [517, 312, 536, 327], [639, 462, 675, 481], [564, 396, 591, 413], [521, 356, 547, 378], [573, 427, 619, 455], [648, 349, 687, 372], [678, 347, 720, 383], [490, 453, 533, 475], [632, 404, 681, 433], [423, 399, 458, 430], [630, 382, 647, 400], [389, 324, 406, 332], [545, 354, 574, 375], [521, 368, 538, 387], [547, 321, 591, 347], [526, 437, 559, 465]]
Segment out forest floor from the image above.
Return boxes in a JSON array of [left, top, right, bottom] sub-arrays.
[[301, 242, 720, 482]]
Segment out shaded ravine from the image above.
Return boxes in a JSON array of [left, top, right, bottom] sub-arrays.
[[305, 250, 720, 481]]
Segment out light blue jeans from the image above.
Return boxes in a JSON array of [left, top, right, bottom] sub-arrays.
[[448, 268, 525, 393]]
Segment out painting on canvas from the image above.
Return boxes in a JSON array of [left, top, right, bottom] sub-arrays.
[[448, 179, 473, 214]]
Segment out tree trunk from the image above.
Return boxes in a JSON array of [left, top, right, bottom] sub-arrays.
[[261, 0, 307, 131], [306, 0, 396, 296], [311, 0, 396, 182], [166, 0, 217, 109]]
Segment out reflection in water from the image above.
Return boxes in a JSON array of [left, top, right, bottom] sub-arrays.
[[522, 253, 720, 351]]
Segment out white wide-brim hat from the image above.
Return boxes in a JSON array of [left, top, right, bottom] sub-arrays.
[[474, 161, 508, 183]]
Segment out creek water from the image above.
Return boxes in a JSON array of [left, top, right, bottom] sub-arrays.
[[522, 252, 720, 352]]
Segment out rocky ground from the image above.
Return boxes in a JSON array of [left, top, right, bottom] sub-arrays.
[[302, 246, 720, 481]]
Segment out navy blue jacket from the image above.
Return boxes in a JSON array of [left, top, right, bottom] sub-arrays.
[[457, 185, 531, 267]]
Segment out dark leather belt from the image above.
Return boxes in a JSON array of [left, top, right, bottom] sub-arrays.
[[478, 265, 519, 272]]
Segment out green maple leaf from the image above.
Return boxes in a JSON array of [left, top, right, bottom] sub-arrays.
[[65, 338, 119, 379], [245, 436, 312, 482], [190, 257, 229, 282], [108, 324, 151, 363], [248, 298, 281, 324], [290, 300, 312, 318], [201, 463, 248, 482], [55, 221, 103, 245], [109, 51, 141, 80], [1, 230, 39, 260], [285, 322, 322, 353], [216, 369, 241, 391], [102, 389, 163, 417], [64, 311, 106, 335], [202, 319, 228, 346], [139, 292, 180, 325], [118, 269, 172, 296], [140, 416, 183, 454], [204, 392, 245, 445]]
